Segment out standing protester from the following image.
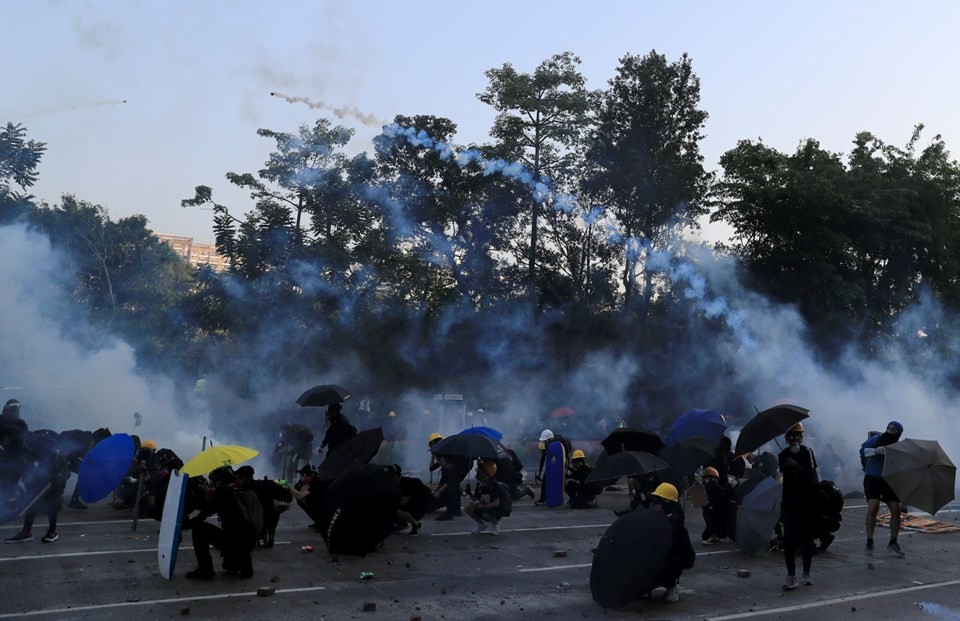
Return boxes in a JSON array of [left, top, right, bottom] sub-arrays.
[[534, 429, 571, 506], [465, 460, 510, 535], [318, 402, 357, 454], [699, 466, 731, 545], [185, 466, 263, 579], [3, 429, 69, 544], [431, 452, 471, 521], [860, 421, 906, 557], [648, 483, 696, 603], [778, 423, 819, 590]]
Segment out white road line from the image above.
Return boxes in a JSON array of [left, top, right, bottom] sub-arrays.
[[0, 542, 291, 562], [707, 579, 960, 620], [0, 586, 327, 619], [518, 548, 737, 573]]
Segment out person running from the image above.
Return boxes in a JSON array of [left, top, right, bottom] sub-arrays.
[[778, 423, 819, 590], [860, 421, 906, 557]]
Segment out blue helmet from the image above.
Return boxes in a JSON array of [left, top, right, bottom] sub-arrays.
[[887, 420, 904, 434]]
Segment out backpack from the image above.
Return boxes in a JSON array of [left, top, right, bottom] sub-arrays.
[[233, 488, 264, 534], [496, 481, 512, 517]]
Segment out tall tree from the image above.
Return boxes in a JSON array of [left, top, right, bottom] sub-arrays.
[[583, 51, 711, 322], [0, 122, 46, 221], [478, 52, 592, 295]]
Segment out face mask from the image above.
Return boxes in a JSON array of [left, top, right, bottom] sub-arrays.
[[789, 444, 801, 454]]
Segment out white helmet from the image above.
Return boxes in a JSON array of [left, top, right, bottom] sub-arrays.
[[539, 429, 554, 442]]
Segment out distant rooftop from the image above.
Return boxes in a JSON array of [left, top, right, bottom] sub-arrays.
[[155, 234, 230, 272]]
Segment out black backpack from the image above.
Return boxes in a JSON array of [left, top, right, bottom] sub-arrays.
[[496, 481, 513, 517], [233, 488, 264, 534]]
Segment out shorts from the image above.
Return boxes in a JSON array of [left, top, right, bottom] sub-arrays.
[[863, 475, 899, 503], [476, 508, 502, 523]]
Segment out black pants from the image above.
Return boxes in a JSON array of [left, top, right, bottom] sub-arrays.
[[192, 521, 254, 574], [782, 515, 814, 576], [564, 480, 596, 508]]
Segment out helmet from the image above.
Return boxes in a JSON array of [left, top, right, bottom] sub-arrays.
[[141, 439, 158, 450], [571, 449, 586, 460], [388, 411, 397, 417], [208, 465, 235, 484], [2, 399, 20, 417], [787, 422, 804, 434], [703, 466, 720, 478], [887, 420, 904, 435], [539, 429, 554, 442], [428, 432, 443, 446], [652, 482, 679, 503], [480, 460, 497, 477]]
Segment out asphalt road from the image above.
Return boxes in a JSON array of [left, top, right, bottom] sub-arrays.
[[1, 486, 959, 621]]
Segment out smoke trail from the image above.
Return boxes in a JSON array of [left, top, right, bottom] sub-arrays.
[[22, 99, 127, 119], [270, 91, 387, 128], [920, 602, 960, 620]]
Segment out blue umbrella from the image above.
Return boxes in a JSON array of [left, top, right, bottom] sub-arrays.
[[78, 433, 135, 503], [459, 426, 503, 441], [665, 409, 727, 446]]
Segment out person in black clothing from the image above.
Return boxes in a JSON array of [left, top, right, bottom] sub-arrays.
[[465, 459, 509, 535], [59, 427, 111, 510], [387, 464, 430, 536], [318, 402, 357, 454], [431, 452, 471, 521], [3, 429, 69, 543], [274, 422, 314, 483], [234, 465, 291, 548], [707, 436, 735, 488], [534, 429, 572, 506], [289, 464, 329, 528], [699, 466, 731, 544], [564, 449, 600, 508], [778, 422, 819, 590], [497, 446, 535, 502], [185, 465, 263, 579], [648, 482, 695, 603]]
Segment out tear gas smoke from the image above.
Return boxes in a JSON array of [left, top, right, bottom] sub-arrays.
[[22, 99, 127, 119], [270, 91, 386, 128]]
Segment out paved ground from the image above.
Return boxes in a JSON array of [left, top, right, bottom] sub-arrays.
[[1, 485, 959, 621]]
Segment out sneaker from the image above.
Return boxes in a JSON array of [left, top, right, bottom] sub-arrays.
[[887, 541, 905, 557], [471, 521, 489, 534], [801, 572, 813, 585], [664, 586, 679, 603], [41, 531, 58, 543], [701, 538, 715, 546], [783, 575, 799, 591], [185, 567, 216, 580], [4, 531, 32, 544], [434, 513, 454, 522], [489, 522, 500, 536], [409, 522, 421, 537], [534, 499, 546, 506], [865, 540, 874, 556]]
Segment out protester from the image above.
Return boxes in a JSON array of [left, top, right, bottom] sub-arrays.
[[707, 436, 735, 488], [648, 482, 696, 603], [318, 402, 357, 454], [387, 464, 430, 536], [564, 449, 600, 508], [860, 421, 906, 557], [778, 423, 819, 590], [234, 465, 291, 548], [3, 429, 69, 544], [699, 466, 731, 544], [431, 452, 471, 521], [274, 421, 314, 482], [495, 445, 535, 501], [58, 427, 112, 510], [185, 465, 263, 579], [464, 459, 510, 535], [534, 429, 571, 506]]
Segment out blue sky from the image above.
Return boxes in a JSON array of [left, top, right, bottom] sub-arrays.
[[5, 1, 959, 243]]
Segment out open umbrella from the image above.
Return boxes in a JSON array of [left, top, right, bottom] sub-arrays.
[[733, 475, 782, 556], [734, 404, 809, 456], [296, 384, 352, 407], [661, 435, 716, 481], [586, 451, 671, 485], [600, 427, 664, 456], [590, 508, 673, 608], [180, 445, 259, 477], [317, 463, 401, 556], [460, 426, 503, 442], [430, 431, 503, 461], [883, 439, 956, 515], [550, 406, 575, 418], [76, 433, 135, 503], [315, 427, 385, 482], [665, 409, 727, 446]]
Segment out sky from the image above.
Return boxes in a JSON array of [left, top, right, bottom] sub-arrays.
[[5, 1, 960, 244]]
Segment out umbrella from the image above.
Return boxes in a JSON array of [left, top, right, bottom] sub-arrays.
[[76, 433, 135, 503], [296, 384, 352, 407], [601, 427, 664, 455], [590, 508, 673, 608], [665, 409, 727, 446], [661, 435, 716, 481], [180, 445, 259, 477], [734, 404, 809, 456], [550, 406, 575, 418], [460, 426, 503, 441], [586, 451, 671, 485], [317, 463, 401, 556], [883, 439, 957, 515], [315, 427, 385, 482], [430, 431, 503, 461], [733, 475, 782, 556]]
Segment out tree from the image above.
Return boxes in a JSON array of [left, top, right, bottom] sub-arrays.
[[478, 52, 592, 294], [0, 122, 46, 221], [583, 51, 711, 323]]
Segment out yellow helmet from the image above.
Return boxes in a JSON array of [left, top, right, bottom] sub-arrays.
[[652, 482, 679, 503], [142, 439, 157, 450], [571, 449, 586, 460], [787, 422, 804, 434], [428, 432, 443, 446]]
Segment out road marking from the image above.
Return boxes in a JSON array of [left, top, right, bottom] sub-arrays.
[[517, 548, 737, 572], [0, 586, 327, 619], [0, 542, 291, 563], [707, 579, 960, 620]]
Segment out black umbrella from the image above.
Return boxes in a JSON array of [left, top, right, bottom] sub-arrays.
[[661, 435, 716, 481], [317, 463, 401, 557], [590, 508, 673, 608], [734, 404, 809, 456], [315, 427, 385, 482], [733, 475, 782, 556], [586, 451, 671, 485], [429, 431, 501, 461], [600, 427, 665, 456], [296, 384, 352, 407]]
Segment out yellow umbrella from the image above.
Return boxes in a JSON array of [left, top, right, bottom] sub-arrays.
[[180, 445, 260, 477]]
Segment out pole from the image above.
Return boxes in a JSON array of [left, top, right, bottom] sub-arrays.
[[202, 436, 207, 451], [131, 461, 144, 532]]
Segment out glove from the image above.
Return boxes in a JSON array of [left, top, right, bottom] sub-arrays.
[[875, 446, 886, 455]]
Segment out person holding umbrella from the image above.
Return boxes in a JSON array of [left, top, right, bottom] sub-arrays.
[[778, 423, 819, 590], [318, 402, 357, 454], [860, 420, 906, 557]]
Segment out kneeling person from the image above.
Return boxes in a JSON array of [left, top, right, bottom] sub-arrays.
[[465, 460, 510, 535]]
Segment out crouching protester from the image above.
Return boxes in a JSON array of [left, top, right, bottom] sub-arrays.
[[465, 459, 511, 535], [647, 483, 696, 603], [185, 466, 263, 579]]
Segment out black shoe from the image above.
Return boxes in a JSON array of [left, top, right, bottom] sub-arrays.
[[264, 530, 275, 549], [409, 522, 421, 536], [68, 500, 88, 510], [434, 513, 454, 522], [534, 499, 546, 506], [186, 568, 216, 580]]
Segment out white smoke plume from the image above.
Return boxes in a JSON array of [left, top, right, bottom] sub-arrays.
[[270, 91, 386, 128]]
